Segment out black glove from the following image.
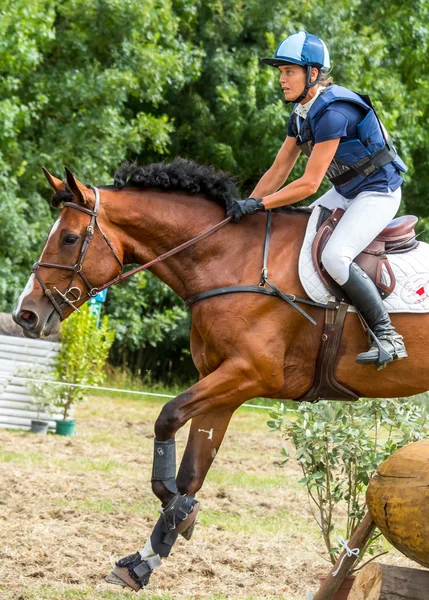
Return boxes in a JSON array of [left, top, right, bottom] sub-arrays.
[[226, 197, 265, 223]]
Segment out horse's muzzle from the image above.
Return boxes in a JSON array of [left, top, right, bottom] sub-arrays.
[[12, 305, 60, 339]]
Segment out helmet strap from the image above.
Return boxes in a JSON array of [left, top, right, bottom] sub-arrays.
[[284, 65, 321, 105]]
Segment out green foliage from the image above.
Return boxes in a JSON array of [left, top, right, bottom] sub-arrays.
[[3, 1, 429, 380], [106, 271, 194, 383], [51, 305, 115, 419], [268, 397, 428, 566]]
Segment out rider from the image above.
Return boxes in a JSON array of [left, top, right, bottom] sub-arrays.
[[227, 30, 408, 367]]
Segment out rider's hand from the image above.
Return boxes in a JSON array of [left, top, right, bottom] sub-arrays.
[[226, 197, 265, 223]]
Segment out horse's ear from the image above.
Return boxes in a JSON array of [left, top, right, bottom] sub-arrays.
[[42, 167, 65, 192], [64, 167, 93, 205]]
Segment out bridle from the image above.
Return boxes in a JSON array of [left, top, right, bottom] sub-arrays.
[[32, 185, 231, 321], [32, 186, 124, 321]]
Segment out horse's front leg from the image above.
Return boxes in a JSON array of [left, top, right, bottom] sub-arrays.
[[106, 358, 282, 591]]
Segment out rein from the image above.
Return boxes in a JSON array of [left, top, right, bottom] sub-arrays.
[[33, 186, 232, 320], [36, 186, 334, 322]]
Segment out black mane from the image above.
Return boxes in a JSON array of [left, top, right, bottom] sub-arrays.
[[51, 158, 312, 216], [114, 158, 239, 210]]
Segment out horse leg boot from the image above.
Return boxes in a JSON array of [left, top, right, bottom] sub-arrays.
[[105, 438, 200, 591], [341, 263, 407, 368]]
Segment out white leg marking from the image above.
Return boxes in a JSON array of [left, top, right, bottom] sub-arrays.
[[140, 539, 156, 559], [198, 428, 214, 441], [14, 274, 35, 314]]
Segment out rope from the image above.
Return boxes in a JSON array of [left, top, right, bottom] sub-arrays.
[[332, 536, 361, 576], [0, 374, 273, 410]]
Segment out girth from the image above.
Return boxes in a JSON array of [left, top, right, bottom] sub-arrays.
[[296, 302, 360, 403], [186, 211, 361, 403]]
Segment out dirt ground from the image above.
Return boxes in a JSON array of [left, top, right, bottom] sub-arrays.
[[0, 395, 417, 600]]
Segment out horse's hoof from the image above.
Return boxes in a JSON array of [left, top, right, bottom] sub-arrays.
[[176, 500, 200, 535], [105, 566, 141, 592], [180, 517, 198, 541]]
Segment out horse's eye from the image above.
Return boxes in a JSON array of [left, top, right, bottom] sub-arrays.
[[64, 235, 79, 245]]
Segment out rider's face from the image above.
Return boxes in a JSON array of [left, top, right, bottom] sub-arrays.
[[278, 64, 318, 103]]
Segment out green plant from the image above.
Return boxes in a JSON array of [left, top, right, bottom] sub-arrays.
[[51, 305, 115, 420], [25, 366, 55, 421], [268, 397, 428, 569]]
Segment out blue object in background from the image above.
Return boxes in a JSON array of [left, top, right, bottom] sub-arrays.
[[94, 289, 108, 303], [88, 289, 108, 327]]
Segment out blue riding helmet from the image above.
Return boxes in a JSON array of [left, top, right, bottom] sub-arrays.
[[262, 31, 330, 71], [262, 31, 331, 103]]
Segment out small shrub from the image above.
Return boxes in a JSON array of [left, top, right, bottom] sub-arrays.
[[51, 305, 115, 420], [268, 397, 428, 567]]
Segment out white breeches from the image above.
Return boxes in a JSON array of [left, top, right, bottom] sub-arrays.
[[310, 186, 402, 286]]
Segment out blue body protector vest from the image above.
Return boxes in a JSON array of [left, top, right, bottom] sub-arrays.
[[290, 85, 407, 195]]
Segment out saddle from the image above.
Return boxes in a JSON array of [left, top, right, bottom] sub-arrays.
[[297, 209, 418, 403], [313, 209, 419, 302]]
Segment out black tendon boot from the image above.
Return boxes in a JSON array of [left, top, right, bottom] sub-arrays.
[[341, 263, 407, 367]]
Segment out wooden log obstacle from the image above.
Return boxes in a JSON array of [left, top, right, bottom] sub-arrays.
[[349, 563, 429, 599], [314, 440, 429, 600], [366, 438, 429, 568]]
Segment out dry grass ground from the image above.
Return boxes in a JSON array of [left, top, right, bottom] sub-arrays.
[[0, 394, 416, 600]]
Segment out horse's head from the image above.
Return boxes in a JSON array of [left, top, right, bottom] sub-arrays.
[[13, 168, 123, 338]]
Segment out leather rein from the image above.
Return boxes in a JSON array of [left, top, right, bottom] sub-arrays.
[[33, 186, 231, 321], [35, 186, 333, 322]]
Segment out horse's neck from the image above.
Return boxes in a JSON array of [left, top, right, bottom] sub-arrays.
[[103, 189, 308, 300], [104, 188, 231, 298]]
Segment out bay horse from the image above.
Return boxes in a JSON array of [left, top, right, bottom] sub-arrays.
[[12, 159, 429, 591]]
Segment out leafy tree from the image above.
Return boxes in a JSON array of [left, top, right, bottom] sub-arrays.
[[0, 0, 201, 310], [2, 0, 429, 382], [106, 272, 193, 383], [268, 397, 428, 565]]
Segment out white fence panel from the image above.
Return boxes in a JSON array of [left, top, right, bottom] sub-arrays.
[[0, 334, 62, 431]]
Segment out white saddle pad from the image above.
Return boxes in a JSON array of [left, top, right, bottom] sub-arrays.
[[298, 206, 429, 313]]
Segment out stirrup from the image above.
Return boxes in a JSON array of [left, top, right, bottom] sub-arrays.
[[356, 328, 407, 370]]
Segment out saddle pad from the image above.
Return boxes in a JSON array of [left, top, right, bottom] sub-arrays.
[[299, 206, 429, 313]]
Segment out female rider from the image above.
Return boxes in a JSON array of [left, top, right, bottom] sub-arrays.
[[228, 31, 408, 368]]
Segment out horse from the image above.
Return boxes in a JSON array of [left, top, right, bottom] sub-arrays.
[[12, 158, 429, 591]]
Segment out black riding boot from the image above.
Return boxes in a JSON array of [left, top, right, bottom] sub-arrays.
[[341, 263, 407, 367]]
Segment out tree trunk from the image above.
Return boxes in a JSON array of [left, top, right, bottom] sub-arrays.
[[313, 512, 376, 600], [349, 563, 429, 600]]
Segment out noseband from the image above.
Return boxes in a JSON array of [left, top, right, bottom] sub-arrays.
[[32, 186, 123, 321]]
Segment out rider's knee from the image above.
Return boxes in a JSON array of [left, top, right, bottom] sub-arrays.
[[321, 245, 351, 285]]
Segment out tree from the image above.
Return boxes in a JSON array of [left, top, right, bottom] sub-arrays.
[[2, 0, 429, 382]]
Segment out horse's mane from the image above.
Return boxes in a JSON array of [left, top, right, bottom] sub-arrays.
[[51, 157, 312, 215], [113, 159, 311, 215], [114, 158, 240, 210]]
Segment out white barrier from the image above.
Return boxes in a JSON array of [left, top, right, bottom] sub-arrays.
[[0, 334, 62, 431]]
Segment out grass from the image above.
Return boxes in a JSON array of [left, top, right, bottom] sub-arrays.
[[0, 392, 417, 600], [0, 584, 284, 600]]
